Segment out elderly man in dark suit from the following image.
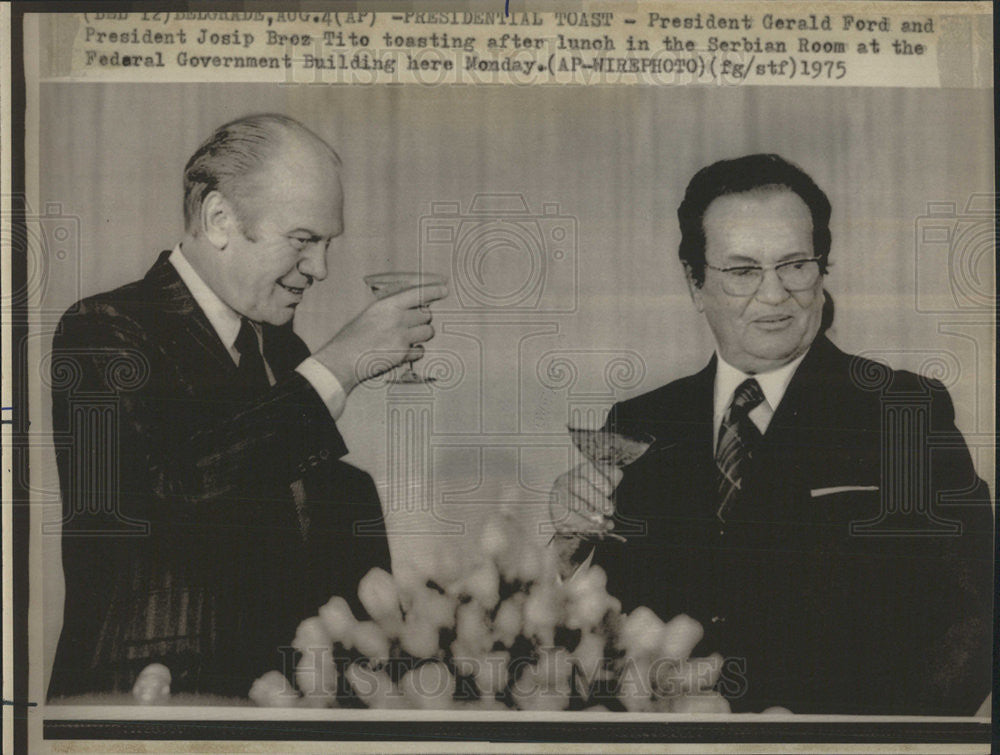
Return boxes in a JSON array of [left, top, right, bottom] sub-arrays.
[[550, 154, 993, 715], [48, 114, 446, 699]]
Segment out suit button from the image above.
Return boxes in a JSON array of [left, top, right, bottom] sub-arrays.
[[319, 449, 330, 461]]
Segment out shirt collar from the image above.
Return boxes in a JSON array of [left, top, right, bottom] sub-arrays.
[[169, 244, 243, 352], [714, 348, 809, 416]]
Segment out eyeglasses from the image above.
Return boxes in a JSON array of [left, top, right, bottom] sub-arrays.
[[705, 257, 823, 297]]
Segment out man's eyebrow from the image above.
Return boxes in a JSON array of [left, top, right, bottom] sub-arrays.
[[720, 252, 813, 265], [775, 251, 815, 262], [287, 225, 344, 240], [720, 254, 762, 265]]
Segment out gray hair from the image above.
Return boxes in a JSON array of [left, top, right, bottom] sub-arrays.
[[182, 113, 341, 235]]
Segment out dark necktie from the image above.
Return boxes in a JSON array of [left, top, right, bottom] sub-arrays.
[[715, 377, 765, 523], [234, 318, 270, 397], [233, 318, 311, 540]]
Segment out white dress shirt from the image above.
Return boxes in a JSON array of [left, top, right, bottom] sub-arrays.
[[169, 245, 347, 420], [712, 350, 808, 449]]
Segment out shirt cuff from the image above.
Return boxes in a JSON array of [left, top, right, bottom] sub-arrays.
[[295, 357, 347, 421]]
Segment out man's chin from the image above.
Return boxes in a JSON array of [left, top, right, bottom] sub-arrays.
[[259, 308, 296, 327], [738, 333, 811, 368], [750, 344, 807, 367]]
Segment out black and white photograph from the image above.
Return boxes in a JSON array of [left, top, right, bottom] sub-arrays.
[[4, 3, 995, 752]]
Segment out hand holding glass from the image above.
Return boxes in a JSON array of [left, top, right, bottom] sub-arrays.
[[551, 427, 655, 544], [364, 272, 447, 384]]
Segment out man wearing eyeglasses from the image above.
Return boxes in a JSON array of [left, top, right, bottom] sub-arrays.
[[47, 114, 447, 700], [550, 154, 992, 715]]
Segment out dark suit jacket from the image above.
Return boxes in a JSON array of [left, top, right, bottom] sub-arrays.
[[48, 251, 390, 699], [596, 335, 993, 715]]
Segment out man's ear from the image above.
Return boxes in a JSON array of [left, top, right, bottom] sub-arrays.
[[683, 263, 705, 312], [200, 191, 235, 250]]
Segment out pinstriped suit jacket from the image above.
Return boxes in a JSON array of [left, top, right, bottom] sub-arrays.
[[48, 251, 390, 699]]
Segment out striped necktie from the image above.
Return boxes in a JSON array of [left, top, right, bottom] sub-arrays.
[[715, 377, 765, 523]]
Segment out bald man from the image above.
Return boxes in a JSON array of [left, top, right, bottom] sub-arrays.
[[48, 114, 446, 699]]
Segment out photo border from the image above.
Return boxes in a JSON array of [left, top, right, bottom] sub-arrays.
[[4, 1, 996, 752]]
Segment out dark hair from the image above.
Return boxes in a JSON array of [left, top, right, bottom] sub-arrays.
[[820, 289, 835, 334], [182, 113, 341, 235], [677, 154, 832, 286]]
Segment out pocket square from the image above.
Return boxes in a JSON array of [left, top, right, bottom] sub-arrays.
[[810, 485, 879, 498]]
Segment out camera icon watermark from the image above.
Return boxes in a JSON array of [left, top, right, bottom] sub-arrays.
[[914, 194, 996, 314], [419, 193, 578, 314], [3, 198, 83, 319]]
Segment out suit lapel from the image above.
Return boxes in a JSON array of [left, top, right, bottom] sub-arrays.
[[763, 335, 844, 441], [685, 356, 716, 459], [643, 355, 716, 455], [682, 359, 718, 515], [144, 252, 313, 386], [143, 251, 238, 374], [747, 336, 847, 516], [617, 357, 717, 525]]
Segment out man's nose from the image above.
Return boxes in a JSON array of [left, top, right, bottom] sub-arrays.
[[298, 245, 328, 282], [754, 268, 791, 304]]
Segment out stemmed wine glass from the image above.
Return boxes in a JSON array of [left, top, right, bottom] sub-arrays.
[[364, 272, 447, 384], [560, 426, 656, 543]]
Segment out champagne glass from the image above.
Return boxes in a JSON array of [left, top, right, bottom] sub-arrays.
[[561, 426, 656, 543], [364, 272, 447, 384]]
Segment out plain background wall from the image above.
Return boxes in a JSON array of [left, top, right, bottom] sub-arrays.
[[33, 83, 995, 688]]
